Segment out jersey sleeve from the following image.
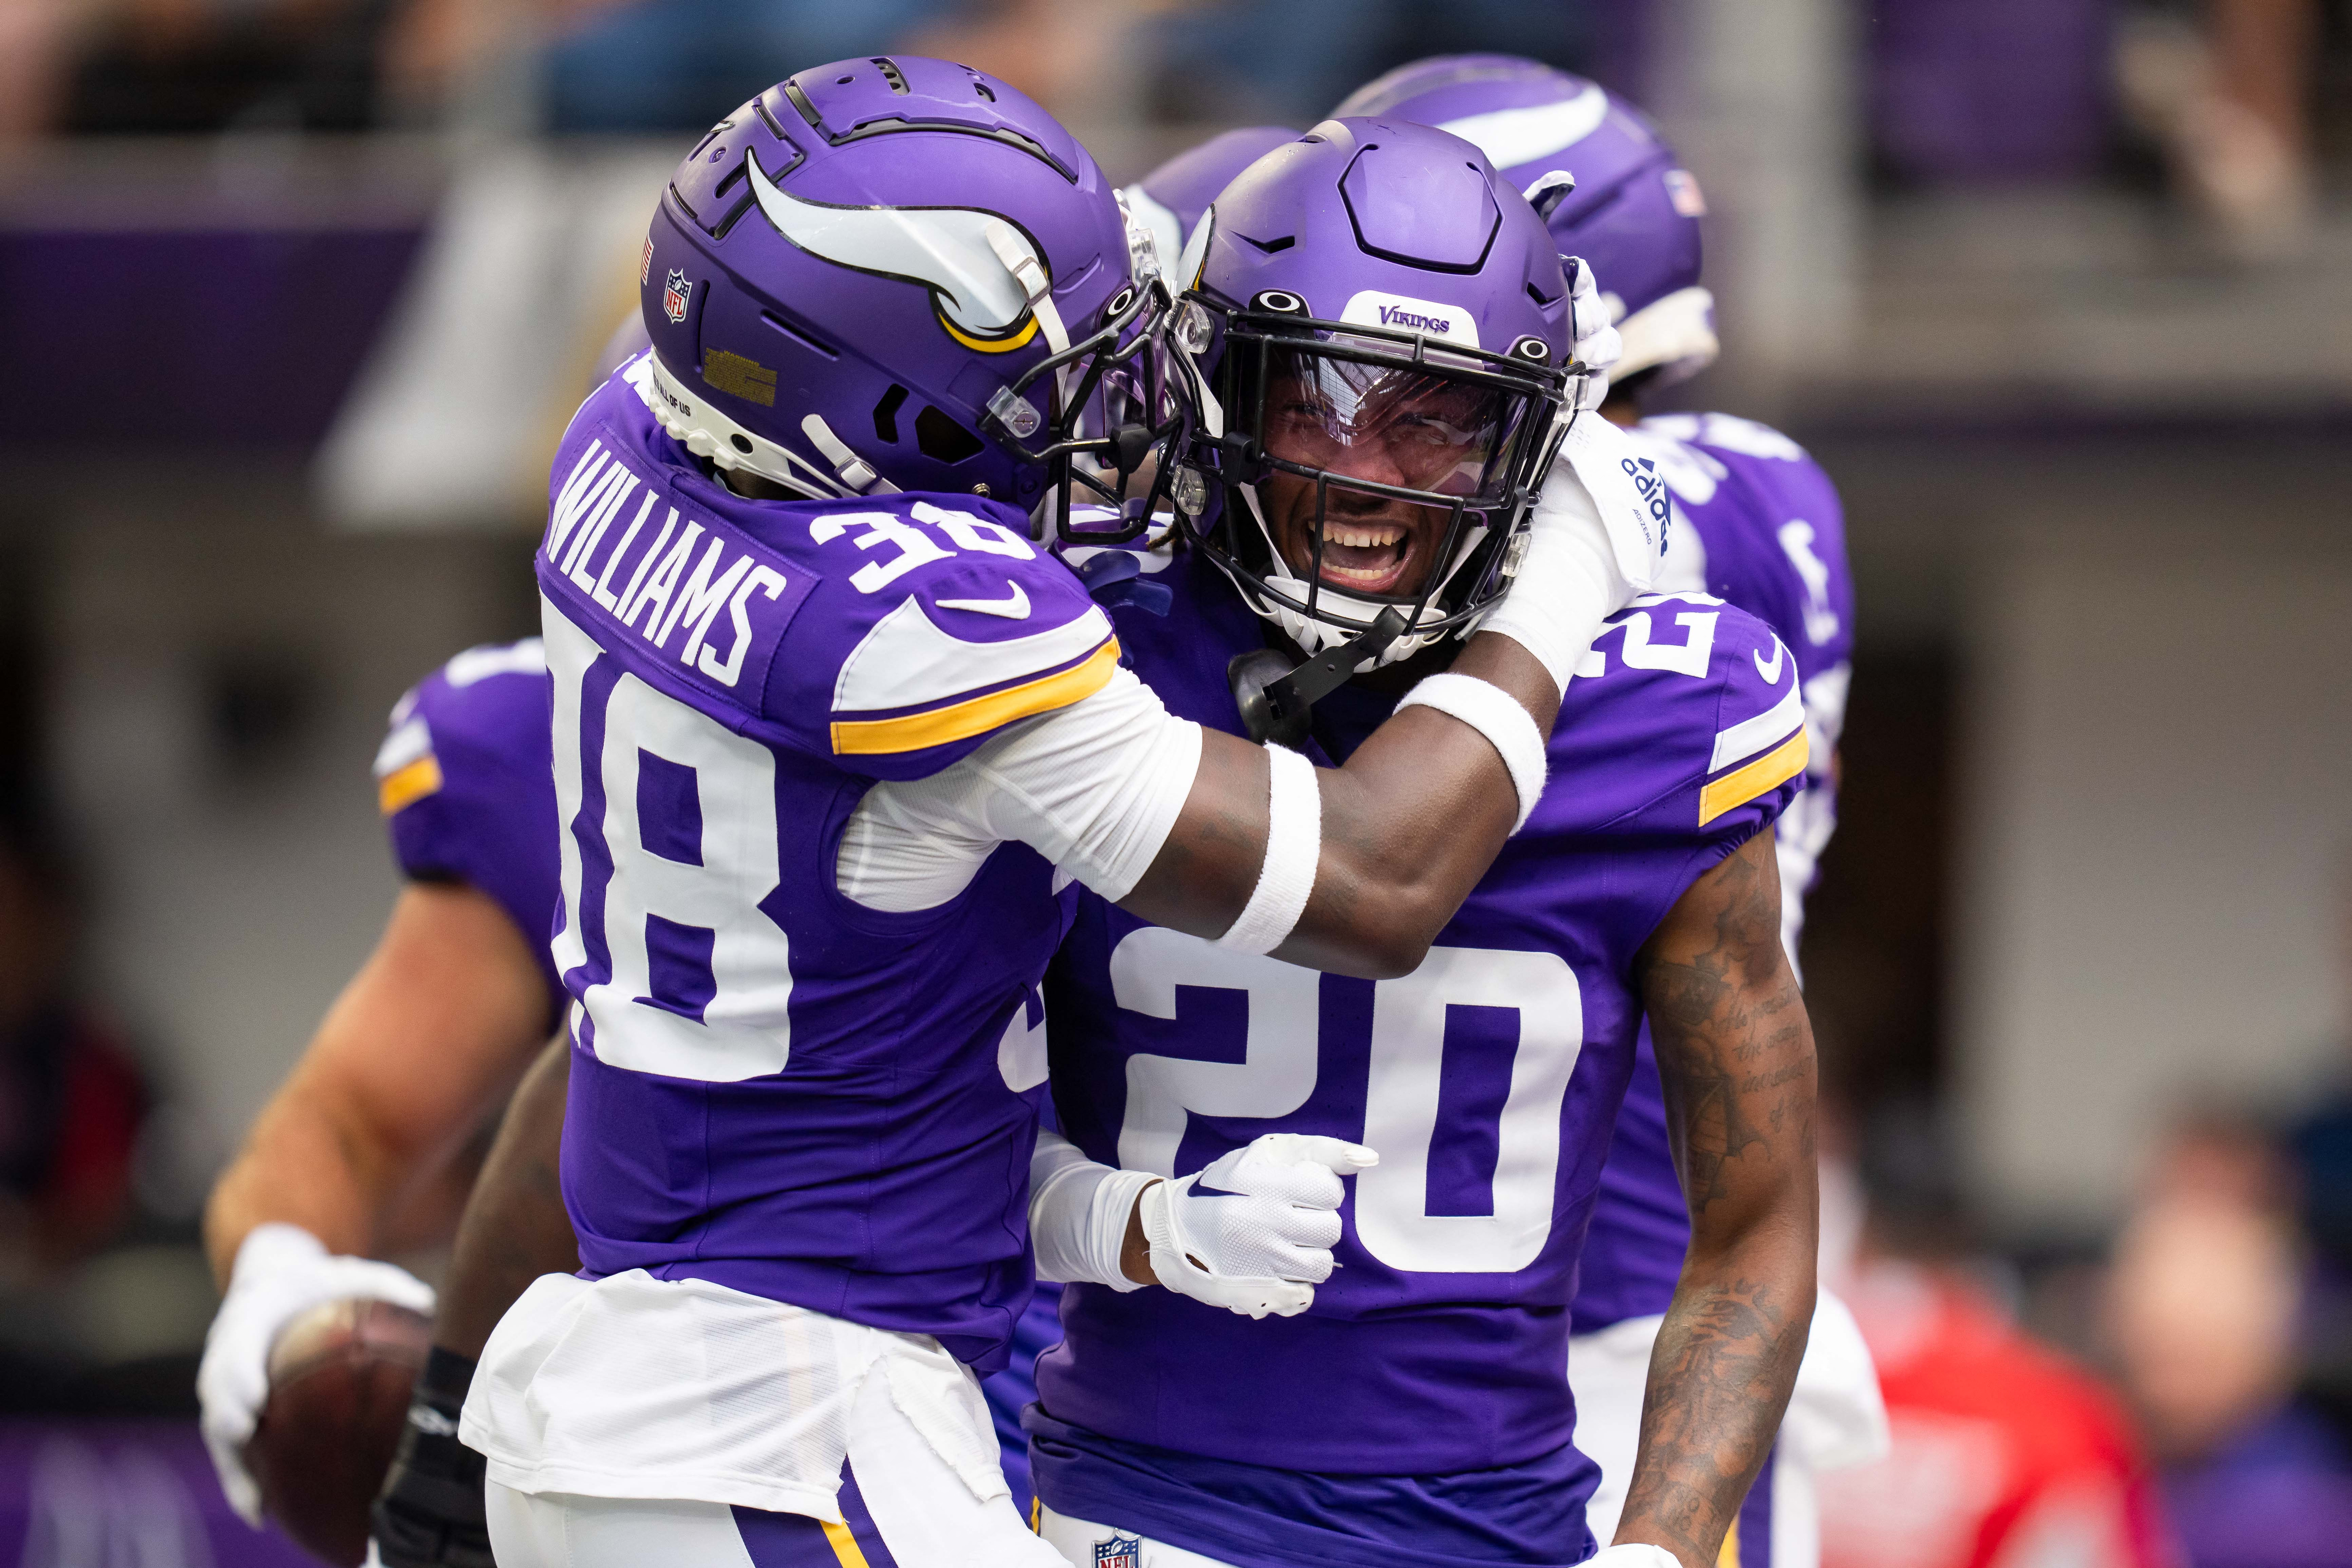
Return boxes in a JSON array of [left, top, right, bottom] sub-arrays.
[[1691, 414, 1856, 682], [1601, 595, 1809, 861], [532, 398, 1118, 785], [771, 499, 1123, 781], [836, 666, 1203, 911], [374, 641, 565, 1012]]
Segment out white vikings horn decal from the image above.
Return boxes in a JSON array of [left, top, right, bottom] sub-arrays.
[[746, 152, 1044, 342], [1436, 83, 1611, 172]]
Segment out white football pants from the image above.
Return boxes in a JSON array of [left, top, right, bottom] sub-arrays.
[[484, 1353, 1060, 1568]]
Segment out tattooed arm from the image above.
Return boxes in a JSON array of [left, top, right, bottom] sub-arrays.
[[1615, 829, 1819, 1568]]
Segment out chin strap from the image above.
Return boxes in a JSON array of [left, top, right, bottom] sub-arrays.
[[1227, 605, 1410, 747], [985, 219, 1073, 361], [799, 414, 900, 495]]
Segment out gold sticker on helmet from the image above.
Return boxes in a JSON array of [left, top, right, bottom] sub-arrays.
[[701, 348, 778, 407]]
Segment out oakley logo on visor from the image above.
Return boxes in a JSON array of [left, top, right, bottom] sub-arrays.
[[1340, 290, 1481, 349]]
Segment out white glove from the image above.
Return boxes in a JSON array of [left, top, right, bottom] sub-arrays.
[[1140, 1133, 1377, 1320], [197, 1223, 437, 1525], [1480, 413, 1666, 694], [1588, 1547, 1681, 1568], [1564, 256, 1623, 412]]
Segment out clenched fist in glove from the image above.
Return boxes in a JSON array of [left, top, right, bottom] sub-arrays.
[[1138, 1134, 1379, 1319], [1029, 1129, 1377, 1320]]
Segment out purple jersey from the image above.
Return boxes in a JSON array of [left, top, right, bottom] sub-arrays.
[[374, 641, 564, 1015], [1574, 412, 1852, 1334], [376, 621, 1065, 1473], [1034, 550, 1804, 1503], [539, 361, 1119, 1372]]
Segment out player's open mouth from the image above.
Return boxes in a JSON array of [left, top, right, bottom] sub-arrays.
[[1315, 519, 1416, 594]]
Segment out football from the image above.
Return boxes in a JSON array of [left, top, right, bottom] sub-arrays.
[[245, 1297, 433, 1567]]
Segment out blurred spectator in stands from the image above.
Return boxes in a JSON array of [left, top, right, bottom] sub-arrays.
[[2106, 1116, 2352, 1567], [2119, 0, 2319, 259], [1134, 0, 1601, 131], [537, 0, 950, 132], [0, 820, 147, 1279], [1817, 1102, 2179, 1568], [25, 0, 955, 139]]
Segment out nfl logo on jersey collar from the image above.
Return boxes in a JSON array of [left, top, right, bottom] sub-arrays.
[[1094, 1534, 1143, 1568]]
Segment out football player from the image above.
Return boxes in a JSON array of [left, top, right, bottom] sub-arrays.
[[461, 59, 1659, 1568], [1334, 54, 1884, 1568], [195, 635, 570, 1557], [1023, 116, 1819, 1568]]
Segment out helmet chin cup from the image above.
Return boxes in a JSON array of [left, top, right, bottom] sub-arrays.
[[1227, 605, 1412, 746], [1250, 563, 1455, 668]]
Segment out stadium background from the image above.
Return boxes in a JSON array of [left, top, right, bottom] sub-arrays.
[[0, 0, 2349, 1560]]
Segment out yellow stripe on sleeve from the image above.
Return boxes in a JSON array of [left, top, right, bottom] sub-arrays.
[[376, 754, 444, 815], [830, 638, 1121, 757], [1696, 728, 1809, 827], [820, 1518, 872, 1568], [1717, 1518, 1743, 1568]]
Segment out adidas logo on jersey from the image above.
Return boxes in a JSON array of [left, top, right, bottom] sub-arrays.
[[1620, 455, 1673, 553]]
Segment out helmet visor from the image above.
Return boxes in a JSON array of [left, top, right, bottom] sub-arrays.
[[1255, 344, 1533, 511]]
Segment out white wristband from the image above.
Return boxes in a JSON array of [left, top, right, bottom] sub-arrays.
[[1216, 743, 1321, 953], [1029, 1128, 1158, 1291], [1395, 673, 1549, 833]]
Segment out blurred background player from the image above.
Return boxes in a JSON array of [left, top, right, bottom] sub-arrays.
[[1333, 53, 1884, 1568], [194, 637, 572, 1559], [1024, 117, 1816, 1568], [465, 58, 1658, 1568]]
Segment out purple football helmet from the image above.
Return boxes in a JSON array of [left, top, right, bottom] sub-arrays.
[[1172, 116, 1577, 669], [1121, 126, 1299, 286], [640, 56, 1188, 537], [1336, 55, 1717, 389]]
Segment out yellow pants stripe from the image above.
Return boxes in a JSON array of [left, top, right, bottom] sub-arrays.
[[821, 1517, 872, 1568]]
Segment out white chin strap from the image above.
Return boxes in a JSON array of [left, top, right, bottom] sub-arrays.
[[1613, 285, 1719, 387], [1227, 482, 1489, 668]]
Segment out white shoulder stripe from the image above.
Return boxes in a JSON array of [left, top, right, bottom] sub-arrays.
[[445, 637, 548, 687], [374, 715, 432, 778], [1711, 666, 1805, 773], [834, 597, 1113, 716]]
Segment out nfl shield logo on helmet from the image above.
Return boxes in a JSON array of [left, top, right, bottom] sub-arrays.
[[663, 268, 692, 324], [1094, 1535, 1142, 1568]]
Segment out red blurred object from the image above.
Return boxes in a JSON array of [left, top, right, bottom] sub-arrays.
[[246, 1297, 432, 1567], [1819, 1262, 2181, 1568]]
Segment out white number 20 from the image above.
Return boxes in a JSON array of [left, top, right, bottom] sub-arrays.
[[1111, 932, 1583, 1276]]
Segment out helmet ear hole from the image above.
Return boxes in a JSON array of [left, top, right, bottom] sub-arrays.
[[915, 406, 985, 464], [872, 384, 909, 443]]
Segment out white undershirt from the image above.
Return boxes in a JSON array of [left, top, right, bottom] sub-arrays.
[[834, 665, 1206, 912]]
